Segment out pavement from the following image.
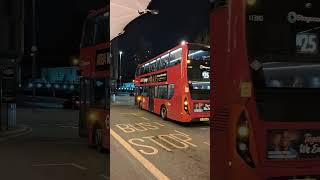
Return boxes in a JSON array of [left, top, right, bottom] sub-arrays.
[[110, 96, 210, 180], [0, 108, 109, 180]]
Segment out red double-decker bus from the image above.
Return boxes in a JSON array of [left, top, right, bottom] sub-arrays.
[[134, 42, 210, 122], [79, 7, 109, 151], [211, 0, 320, 179]]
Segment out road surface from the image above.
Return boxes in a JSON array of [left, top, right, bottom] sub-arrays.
[[0, 108, 109, 180], [110, 96, 209, 180]]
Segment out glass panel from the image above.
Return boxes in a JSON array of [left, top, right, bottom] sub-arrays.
[[189, 81, 210, 100], [169, 48, 182, 66], [160, 54, 170, 69], [157, 85, 168, 99], [247, 0, 320, 89], [168, 84, 175, 99], [94, 15, 109, 44], [92, 78, 107, 108], [82, 18, 95, 47]]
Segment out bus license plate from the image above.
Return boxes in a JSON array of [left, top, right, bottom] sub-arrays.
[[200, 118, 209, 121]]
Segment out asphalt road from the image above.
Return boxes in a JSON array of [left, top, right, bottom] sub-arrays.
[[110, 96, 210, 180], [0, 108, 109, 180]]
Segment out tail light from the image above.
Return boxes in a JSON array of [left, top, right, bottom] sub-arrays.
[[184, 98, 189, 113], [236, 111, 255, 168]]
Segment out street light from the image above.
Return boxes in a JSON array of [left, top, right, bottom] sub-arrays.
[[119, 51, 123, 88]]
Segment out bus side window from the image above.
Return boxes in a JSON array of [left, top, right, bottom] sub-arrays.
[[160, 54, 169, 69], [158, 85, 168, 99], [94, 14, 109, 45], [169, 48, 182, 67], [82, 18, 95, 48], [142, 87, 149, 96], [168, 84, 175, 99], [156, 58, 161, 71], [155, 86, 158, 98]]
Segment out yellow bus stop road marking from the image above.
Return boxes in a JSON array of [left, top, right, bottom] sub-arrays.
[[141, 117, 150, 121], [110, 129, 170, 180]]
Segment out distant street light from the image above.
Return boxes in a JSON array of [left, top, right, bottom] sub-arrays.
[[119, 51, 123, 88]]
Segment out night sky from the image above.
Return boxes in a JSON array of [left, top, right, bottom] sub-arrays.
[[115, 0, 211, 81], [23, 0, 107, 68]]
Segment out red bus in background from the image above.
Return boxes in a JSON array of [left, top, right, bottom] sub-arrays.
[[134, 42, 210, 123], [79, 7, 110, 151], [211, 0, 320, 179]]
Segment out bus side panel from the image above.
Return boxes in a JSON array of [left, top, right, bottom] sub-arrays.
[[142, 96, 149, 110], [153, 98, 163, 115], [210, 6, 230, 180]]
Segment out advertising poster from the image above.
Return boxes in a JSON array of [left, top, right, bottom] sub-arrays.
[[193, 102, 210, 112], [267, 129, 320, 160]]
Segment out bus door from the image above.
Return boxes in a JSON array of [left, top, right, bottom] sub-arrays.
[[148, 86, 155, 112], [79, 78, 91, 137]]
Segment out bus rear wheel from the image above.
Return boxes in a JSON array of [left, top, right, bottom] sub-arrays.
[[93, 126, 103, 152], [160, 106, 167, 120]]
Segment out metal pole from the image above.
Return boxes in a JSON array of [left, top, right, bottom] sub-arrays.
[[119, 52, 122, 88], [32, 0, 37, 100]]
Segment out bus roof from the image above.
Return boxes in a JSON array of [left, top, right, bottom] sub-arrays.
[[136, 42, 210, 68]]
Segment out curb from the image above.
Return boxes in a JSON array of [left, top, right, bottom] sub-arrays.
[[0, 127, 32, 142]]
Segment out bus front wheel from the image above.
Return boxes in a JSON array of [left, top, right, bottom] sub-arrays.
[[160, 106, 167, 120]]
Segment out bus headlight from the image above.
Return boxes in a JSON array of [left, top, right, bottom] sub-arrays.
[[89, 112, 98, 122], [237, 125, 249, 138], [236, 111, 255, 168]]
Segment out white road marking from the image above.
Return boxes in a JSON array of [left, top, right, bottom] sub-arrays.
[[111, 129, 170, 180], [32, 163, 88, 170], [71, 163, 88, 170], [141, 117, 149, 121], [59, 126, 79, 129], [131, 113, 138, 116], [100, 174, 109, 179], [203, 142, 210, 146]]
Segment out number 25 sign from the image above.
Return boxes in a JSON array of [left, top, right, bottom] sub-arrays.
[[296, 33, 319, 54]]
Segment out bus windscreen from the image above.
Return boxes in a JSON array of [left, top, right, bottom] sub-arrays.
[[187, 47, 210, 100], [246, 0, 320, 89]]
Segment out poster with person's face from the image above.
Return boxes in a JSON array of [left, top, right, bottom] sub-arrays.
[[267, 130, 320, 160]]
